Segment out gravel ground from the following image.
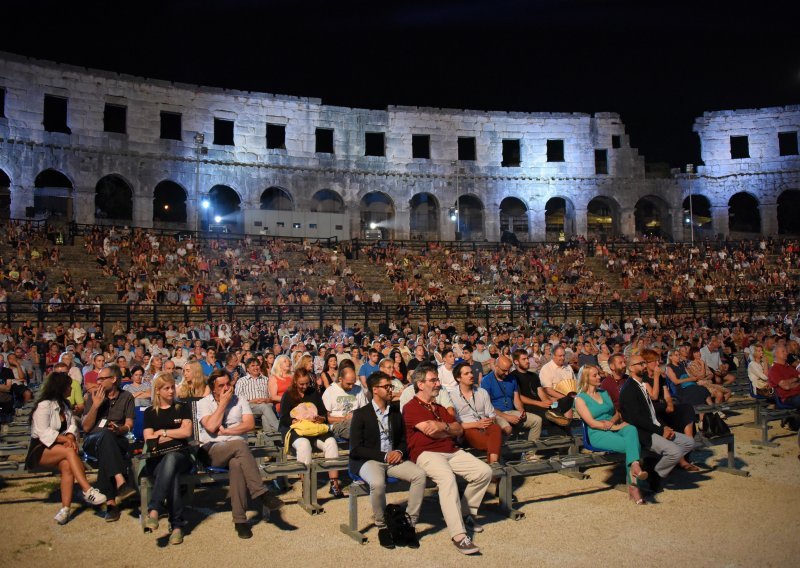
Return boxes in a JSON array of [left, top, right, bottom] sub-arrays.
[[1, 412, 798, 568]]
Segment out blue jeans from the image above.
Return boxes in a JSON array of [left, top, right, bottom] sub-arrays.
[[782, 394, 800, 410], [146, 450, 192, 526]]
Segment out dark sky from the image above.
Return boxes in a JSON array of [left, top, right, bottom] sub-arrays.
[[1, 0, 797, 167]]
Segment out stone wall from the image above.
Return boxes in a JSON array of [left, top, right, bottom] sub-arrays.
[[0, 51, 797, 239]]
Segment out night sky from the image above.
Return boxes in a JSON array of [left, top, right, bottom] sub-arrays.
[[1, 0, 797, 167]]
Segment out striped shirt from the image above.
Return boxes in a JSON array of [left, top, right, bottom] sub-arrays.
[[235, 374, 270, 402]]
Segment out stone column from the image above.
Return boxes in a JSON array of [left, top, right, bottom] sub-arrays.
[[133, 193, 153, 228], [620, 207, 635, 238], [186, 198, 199, 233], [669, 207, 685, 241], [10, 185, 34, 219], [759, 202, 778, 236], [710, 204, 729, 238], [528, 208, 546, 242], [440, 208, 456, 241], [74, 187, 95, 225], [347, 204, 361, 239], [393, 206, 410, 240], [574, 207, 588, 237], [484, 204, 500, 241]]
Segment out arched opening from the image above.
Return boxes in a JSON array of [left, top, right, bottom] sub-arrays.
[[360, 191, 395, 238], [310, 189, 344, 213], [545, 197, 575, 241], [499, 196, 528, 241], [34, 169, 73, 220], [634, 195, 672, 239], [728, 192, 761, 235], [260, 187, 293, 211], [409, 192, 439, 239], [455, 194, 485, 241], [153, 181, 187, 224], [206, 185, 242, 233], [95, 175, 133, 221], [587, 196, 620, 239], [778, 190, 800, 235], [0, 169, 10, 219], [682, 195, 712, 240]]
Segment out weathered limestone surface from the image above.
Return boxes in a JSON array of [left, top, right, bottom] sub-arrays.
[[0, 52, 798, 239]]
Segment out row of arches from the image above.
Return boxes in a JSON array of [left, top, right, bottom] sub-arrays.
[[2, 168, 799, 238]]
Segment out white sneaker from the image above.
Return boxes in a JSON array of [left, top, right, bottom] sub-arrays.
[[54, 507, 71, 525], [83, 487, 108, 506]]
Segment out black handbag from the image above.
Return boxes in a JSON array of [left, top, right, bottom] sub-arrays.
[[702, 412, 731, 438]]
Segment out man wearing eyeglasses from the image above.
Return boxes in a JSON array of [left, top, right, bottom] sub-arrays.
[[403, 364, 492, 555], [619, 355, 695, 491], [349, 371, 426, 546], [81, 364, 137, 521]]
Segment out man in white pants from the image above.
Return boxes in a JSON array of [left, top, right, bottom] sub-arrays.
[[402, 364, 492, 555]]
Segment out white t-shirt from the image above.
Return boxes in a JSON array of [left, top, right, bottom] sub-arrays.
[[438, 364, 456, 391], [539, 359, 576, 389], [196, 394, 252, 444], [321, 383, 368, 417]]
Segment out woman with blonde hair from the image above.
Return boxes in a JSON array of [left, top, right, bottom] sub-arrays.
[[142, 373, 193, 544], [574, 364, 648, 504], [269, 354, 293, 414], [177, 360, 207, 400]]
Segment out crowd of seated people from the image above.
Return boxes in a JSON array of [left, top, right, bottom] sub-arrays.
[[2, 219, 798, 318], [3, 304, 799, 554]]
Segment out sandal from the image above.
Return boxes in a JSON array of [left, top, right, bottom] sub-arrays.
[[681, 462, 702, 472], [628, 485, 646, 505], [630, 461, 649, 483], [144, 513, 159, 532]]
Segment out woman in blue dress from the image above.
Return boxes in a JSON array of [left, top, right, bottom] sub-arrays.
[[574, 364, 648, 505]]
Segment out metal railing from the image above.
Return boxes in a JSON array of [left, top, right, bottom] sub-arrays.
[[67, 222, 339, 249], [2, 298, 796, 331]]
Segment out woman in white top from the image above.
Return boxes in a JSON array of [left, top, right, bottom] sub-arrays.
[[747, 344, 773, 396], [26, 372, 107, 524]]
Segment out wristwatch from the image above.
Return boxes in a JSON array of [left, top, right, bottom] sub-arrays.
[[162, 429, 168, 437], [444, 422, 451, 433]]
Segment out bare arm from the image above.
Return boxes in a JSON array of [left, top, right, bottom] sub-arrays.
[[143, 418, 192, 442]]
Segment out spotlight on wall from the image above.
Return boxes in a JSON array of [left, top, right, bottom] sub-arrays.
[[449, 207, 458, 222], [194, 133, 205, 145], [214, 215, 222, 224], [684, 217, 691, 224], [164, 204, 170, 211], [201, 199, 210, 209], [369, 222, 378, 230]]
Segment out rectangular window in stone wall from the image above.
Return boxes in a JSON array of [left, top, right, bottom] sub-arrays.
[[458, 137, 476, 161], [160, 112, 182, 140], [103, 103, 126, 134], [502, 139, 521, 167], [43, 95, 70, 134], [547, 139, 565, 162], [778, 131, 799, 156], [214, 118, 235, 146], [612, 135, 621, 149], [730, 135, 749, 159], [0, 88, 5, 118], [316, 128, 334, 153], [365, 132, 385, 156], [267, 123, 286, 149], [595, 149, 608, 174], [412, 135, 430, 159]]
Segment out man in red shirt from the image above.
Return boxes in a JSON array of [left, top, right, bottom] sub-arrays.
[[403, 364, 492, 555], [768, 345, 800, 409]]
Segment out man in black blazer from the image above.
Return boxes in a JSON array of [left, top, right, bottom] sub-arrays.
[[619, 355, 694, 486], [350, 371, 427, 530]]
